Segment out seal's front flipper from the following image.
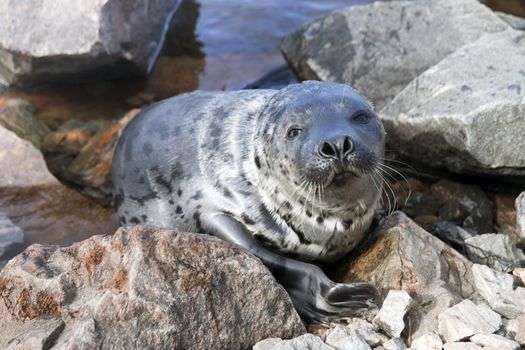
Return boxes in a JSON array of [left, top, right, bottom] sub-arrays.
[[201, 213, 377, 325]]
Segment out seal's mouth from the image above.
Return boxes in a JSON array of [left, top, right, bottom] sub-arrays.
[[333, 171, 357, 181]]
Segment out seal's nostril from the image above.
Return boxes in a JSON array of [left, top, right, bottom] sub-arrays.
[[342, 136, 353, 155], [319, 141, 337, 159]]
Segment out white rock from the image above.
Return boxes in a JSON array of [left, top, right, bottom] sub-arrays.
[[512, 314, 525, 345], [254, 334, 334, 350], [410, 333, 443, 350], [325, 326, 371, 350], [517, 192, 525, 242], [470, 333, 519, 349], [438, 300, 501, 342], [443, 342, 483, 350], [465, 234, 525, 272], [373, 290, 414, 338], [383, 337, 406, 350], [497, 12, 525, 30], [346, 318, 389, 347], [471, 264, 525, 319]]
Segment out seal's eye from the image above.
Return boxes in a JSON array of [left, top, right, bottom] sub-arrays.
[[286, 127, 304, 139], [352, 113, 370, 124]]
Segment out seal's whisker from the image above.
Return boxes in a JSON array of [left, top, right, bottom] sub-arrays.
[[377, 162, 411, 208], [376, 168, 398, 216]]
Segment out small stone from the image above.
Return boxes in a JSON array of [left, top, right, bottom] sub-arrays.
[[438, 300, 501, 342], [513, 268, 525, 286], [373, 290, 414, 338], [325, 326, 371, 350], [517, 192, 525, 242], [253, 334, 333, 350], [383, 337, 406, 350], [471, 264, 525, 318], [410, 333, 443, 350], [465, 234, 525, 272], [470, 333, 519, 350], [346, 318, 388, 347], [514, 314, 525, 345], [443, 342, 483, 350]]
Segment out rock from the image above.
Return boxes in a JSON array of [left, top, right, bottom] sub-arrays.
[[410, 333, 443, 350], [243, 64, 298, 90], [496, 12, 525, 30], [0, 213, 24, 259], [442, 342, 482, 350], [465, 234, 525, 272], [64, 109, 140, 193], [382, 338, 406, 350], [346, 318, 389, 347], [513, 268, 525, 286], [0, 125, 117, 255], [254, 334, 332, 350], [0, 225, 305, 349], [381, 30, 525, 176], [0, 0, 188, 86], [428, 221, 474, 249], [438, 300, 501, 342], [470, 333, 519, 350], [513, 314, 525, 345], [494, 194, 519, 242], [334, 212, 474, 338], [373, 290, 414, 338], [0, 99, 50, 150], [471, 264, 525, 319], [517, 192, 525, 241], [429, 180, 493, 235], [281, 0, 508, 108], [3, 317, 65, 350], [42, 118, 111, 156], [325, 325, 371, 350]]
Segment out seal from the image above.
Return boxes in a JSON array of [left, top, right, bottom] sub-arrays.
[[112, 81, 385, 324]]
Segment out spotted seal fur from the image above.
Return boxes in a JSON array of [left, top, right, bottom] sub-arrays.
[[112, 81, 385, 324]]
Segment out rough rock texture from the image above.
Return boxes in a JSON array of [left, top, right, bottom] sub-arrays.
[[513, 314, 525, 345], [0, 226, 305, 349], [0, 125, 117, 256], [382, 337, 406, 350], [63, 108, 140, 193], [442, 342, 482, 350], [471, 264, 525, 319], [43, 119, 111, 156], [494, 194, 519, 242], [345, 318, 388, 347], [0, 0, 185, 86], [517, 192, 525, 241], [410, 332, 443, 350], [2, 317, 65, 350], [470, 333, 520, 350], [497, 12, 525, 30], [0, 99, 50, 150], [373, 290, 413, 338], [334, 212, 474, 339], [465, 234, 525, 272], [281, 0, 508, 108], [324, 325, 371, 350], [438, 300, 501, 342], [381, 30, 525, 176], [253, 334, 332, 350]]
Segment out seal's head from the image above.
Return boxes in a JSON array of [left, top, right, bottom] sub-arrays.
[[255, 81, 385, 214]]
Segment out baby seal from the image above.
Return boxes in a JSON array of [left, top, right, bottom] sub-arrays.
[[112, 81, 385, 324]]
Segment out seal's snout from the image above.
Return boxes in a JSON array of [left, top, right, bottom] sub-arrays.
[[318, 135, 354, 161]]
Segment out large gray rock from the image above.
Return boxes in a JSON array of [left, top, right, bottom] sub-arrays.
[[381, 30, 525, 176], [281, 0, 508, 108], [0, 0, 185, 86], [0, 225, 305, 349]]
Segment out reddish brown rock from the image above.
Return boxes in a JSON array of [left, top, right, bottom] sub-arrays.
[[494, 194, 519, 241], [64, 109, 140, 192], [0, 226, 305, 349]]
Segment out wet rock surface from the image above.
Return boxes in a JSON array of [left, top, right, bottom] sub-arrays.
[[381, 29, 525, 177], [281, 0, 508, 109], [0, 225, 305, 349], [0, 0, 187, 86]]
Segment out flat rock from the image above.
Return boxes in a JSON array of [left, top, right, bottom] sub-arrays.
[[0, 125, 117, 256], [517, 192, 525, 241], [334, 212, 474, 339], [373, 290, 414, 338], [0, 99, 50, 150], [438, 300, 501, 343], [465, 234, 525, 272], [253, 334, 331, 350], [0, 0, 186, 86], [471, 264, 525, 319], [470, 333, 519, 350], [381, 30, 525, 176], [64, 109, 140, 193], [410, 332, 443, 350], [281, 0, 508, 108], [0, 225, 305, 349]]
